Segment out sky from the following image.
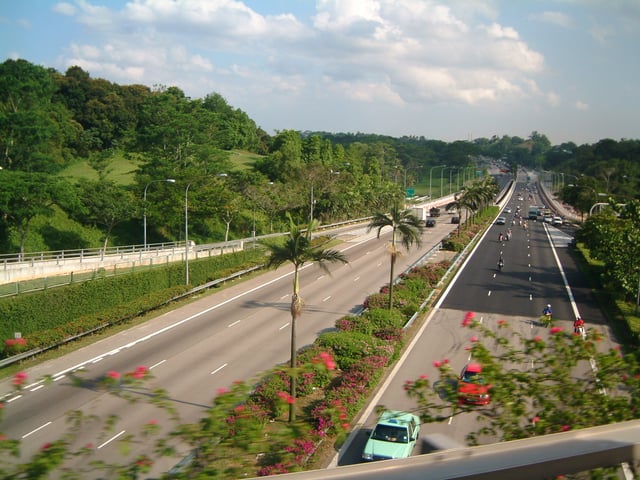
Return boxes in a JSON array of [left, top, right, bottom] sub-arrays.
[[1, 0, 639, 146]]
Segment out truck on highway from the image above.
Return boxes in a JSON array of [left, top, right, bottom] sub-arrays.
[[528, 206, 540, 220], [429, 207, 441, 217], [411, 207, 427, 221]]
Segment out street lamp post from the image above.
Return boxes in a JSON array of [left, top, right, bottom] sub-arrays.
[[309, 183, 315, 224], [429, 165, 445, 200], [441, 166, 456, 197], [184, 174, 227, 286], [185, 182, 193, 286], [143, 178, 175, 249], [403, 166, 422, 197], [450, 167, 463, 193]]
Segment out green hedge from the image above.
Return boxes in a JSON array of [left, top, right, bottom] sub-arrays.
[[0, 249, 267, 356]]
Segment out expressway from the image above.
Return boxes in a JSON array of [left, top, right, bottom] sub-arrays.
[[336, 176, 618, 466], [0, 214, 460, 476]]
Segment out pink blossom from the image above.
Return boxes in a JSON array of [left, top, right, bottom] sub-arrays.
[[470, 336, 478, 343], [433, 360, 441, 368], [107, 371, 121, 379], [534, 336, 542, 342], [12, 371, 27, 386], [419, 374, 428, 379], [532, 416, 540, 424], [131, 366, 148, 379], [216, 387, 229, 395], [497, 319, 506, 325], [561, 425, 570, 432], [341, 423, 350, 430], [550, 326, 563, 334], [462, 311, 475, 327]]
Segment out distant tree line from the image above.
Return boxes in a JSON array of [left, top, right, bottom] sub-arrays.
[[0, 58, 638, 256]]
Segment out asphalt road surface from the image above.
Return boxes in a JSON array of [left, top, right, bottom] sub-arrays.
[[0, 216, 460, 477], [336, 178, 619, 466]]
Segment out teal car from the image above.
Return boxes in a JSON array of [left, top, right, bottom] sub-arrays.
[[362, 410, 421, 461]]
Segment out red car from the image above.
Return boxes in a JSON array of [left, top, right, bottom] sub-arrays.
[[458, 363, 491, 405]]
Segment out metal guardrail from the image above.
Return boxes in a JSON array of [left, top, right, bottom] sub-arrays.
[[259, 420, 640, 480], [0, 241, 183, 266], [0, 265, 265, 369]]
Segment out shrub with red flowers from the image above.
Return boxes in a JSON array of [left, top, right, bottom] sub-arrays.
[[362, 292, 388, 310], [4, 337, 28, 355], [405, 311, 640, 446]]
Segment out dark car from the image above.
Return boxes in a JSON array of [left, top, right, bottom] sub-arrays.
[[426, 219, 436, 227], [451, 216, 460, 224]]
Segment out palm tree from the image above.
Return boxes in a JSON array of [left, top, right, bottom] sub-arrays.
[[261, 212, 348, 422], [367, 203, 424, 310]]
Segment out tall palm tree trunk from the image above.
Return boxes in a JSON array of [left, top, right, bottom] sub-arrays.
[[289, 268, 302, 422], [388, 253, 396, 310], [388, 229, 397, 310]]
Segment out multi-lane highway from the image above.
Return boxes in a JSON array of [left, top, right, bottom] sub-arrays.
[[336, 177, 617, 466], [0, 213, 460, 476]]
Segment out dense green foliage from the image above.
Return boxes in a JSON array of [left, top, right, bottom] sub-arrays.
[[2, 59, 637, 257], [0, 249, 266, 357], [576, 200, 640, 303]]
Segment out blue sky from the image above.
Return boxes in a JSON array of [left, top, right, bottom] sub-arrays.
[[2, 0, 639, 145]]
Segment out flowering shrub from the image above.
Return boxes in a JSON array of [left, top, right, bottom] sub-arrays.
[[250, 370, 291, 418], [402, 261, 451, 287], [4, 337, 28, 355], [405, 311, 640, 446], [363, 292, 388, 310], [318, 331, 380, 370]]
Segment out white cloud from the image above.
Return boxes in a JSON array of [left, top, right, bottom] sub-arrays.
[[530, 11, 572, 28], [53, 2, 77, 16], [51, 0, 547, 121], [546, 91, 560, 107]]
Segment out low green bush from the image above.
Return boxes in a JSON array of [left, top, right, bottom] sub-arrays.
[[317, 331, 381, 371], [0, 249, 266, 357]]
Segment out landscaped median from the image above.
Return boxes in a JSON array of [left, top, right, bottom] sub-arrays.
[[0, 210, 494, 478]]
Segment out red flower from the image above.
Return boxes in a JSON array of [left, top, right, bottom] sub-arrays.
[[131, 366, 148, 379], [419, 374, 427, 379], [534, 336, 542, 342], [462, 311, 475, 327], [532, 416, 540, 424], [470, 336, 478, 343], [12, 371, 27, 386], [433, 360, 441, 368], [107, 371, 121, 379], [561, 425, 570, 432], [550, 327, 563, 334]]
